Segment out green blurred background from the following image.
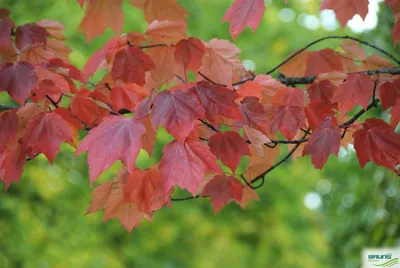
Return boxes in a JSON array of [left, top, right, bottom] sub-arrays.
[[1, 0, 400, 267]]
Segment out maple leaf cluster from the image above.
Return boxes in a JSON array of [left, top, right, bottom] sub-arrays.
[[0, 0, 400, 232]]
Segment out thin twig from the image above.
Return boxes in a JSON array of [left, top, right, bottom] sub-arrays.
[[339, 99, 380, 128], [266, 35, 400, 75], [372, 80, 378, 108], [138, 43, 168, 49], [46, 96, 59, 108], [199, 119, 220, 133], [171, 195, 203, 201], [198, 72, 226, 86], [250, 130, 310, 189], [268, 138, 309, 145], [105, 83, 112, 91], [233, 66, 400, 86], [341, 129, 347, 139], [175, 74, 186, 84], [0, 105, 17, 110]]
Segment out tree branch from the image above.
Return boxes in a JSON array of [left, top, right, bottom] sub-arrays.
[[234, 66, 400, 86], [233, 34, 400, 86], [198, 119, 220, 133], [266, 35, 400, 75], [198, 72, 226, 86], [0, 105, 17, 110], [127, 41, 167, 49], [339, 99, 380, 128], [278, 66, 400, 85], [249, 130, 310, 189], [171, 195, 204, 201]]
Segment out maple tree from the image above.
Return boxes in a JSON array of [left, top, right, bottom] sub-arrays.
[[0, 0, 400, 233]]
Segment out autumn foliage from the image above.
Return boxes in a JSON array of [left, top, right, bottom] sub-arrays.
[[0, 0, 400, 232]]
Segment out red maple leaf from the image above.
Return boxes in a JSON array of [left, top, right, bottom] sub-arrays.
[[22, 112, 73, 163], [390, 98, 400, 127], [151, 89, 205, 143], [201, 175, 243, 214], [15, 23, 49, 51], [0, 16, 14, 48], [76, 116, 145, 185], [320, 0, 369, 27], [123, 167, 170, 214], [221, 0, 265, 39], [0, 61, 38, 104], [70, 90, 110, 128], [110, 83, 148, 112], [199, 38, 245, 86], [111, 47, 155, 86], [0, 110, 18, 152], [145, 20, 186, 45], [0, 142, 27, 190], [303, 117, 341, 169], [174, 37, 206, 72], [159, 139, 220, 196], [239, 184, 260, 209], [131, 0, 189, 24], [79, 0, 124, 42], [145, 46, 178, 89], [188, 81, 242, 123], [307, 80, 337, 105], [208, 131, 251, 173], [379, 78, 400, 110], [305, 101, 336, 130], [86, 180, 113, 214], [103, 186, 145, 233], [270, 87, 306, 139], [336, 73, 374, 113], [270, 106, 306, 140], [305, 49, 343, 76], [353, 118, 400, 171], [271, 87, 304, 107], [237, 81, 264, 100], [240, 96, 268, 135]]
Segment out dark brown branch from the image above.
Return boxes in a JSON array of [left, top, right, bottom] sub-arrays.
[[233, 33, 400, 87], [339, 99, 380, 128], [266, 35, 400, 75], [250, 130, 310, 189], [87, 80, 96, 87], [105, 83, 112, 91], [341, 129, 347, 139], [234, 66, 400, 86], [0, 105, 17, 110], [171, 195, 203, 201], [372, 80, 378, 108], [198, 72, 226, 86], [199, 119, 220, 133], [175, 74, 186, 84], [127, 41, 168, 49], [277, 66, 400, 85], [46, 96, 59, 108], [268, 138, 309, 145], [138, 43, 168, 49]]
